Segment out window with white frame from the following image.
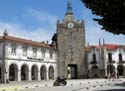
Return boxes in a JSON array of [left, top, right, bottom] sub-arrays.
[[41, 49, 45, 59], [11, 45, 16, 55], [119, 53, 123, 61], [108, 53, 112, 61], [33, 48, 37, 58], [23, 46, 27, 56], [50, 51, 53, 59]]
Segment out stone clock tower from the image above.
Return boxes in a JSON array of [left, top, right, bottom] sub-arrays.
[[56, 2, 88, 79]]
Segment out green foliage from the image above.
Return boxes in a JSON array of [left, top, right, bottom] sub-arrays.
[[81, 0, 125, 34]]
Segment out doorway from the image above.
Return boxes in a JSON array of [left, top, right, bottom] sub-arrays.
[[67, 64, 78, 79]]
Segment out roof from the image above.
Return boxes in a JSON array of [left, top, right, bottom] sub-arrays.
[[104, 44, 119, 50], [0, 36, 54, 49], [86, 44, 125, 50]]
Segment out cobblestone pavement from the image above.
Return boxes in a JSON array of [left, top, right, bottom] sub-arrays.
[[0, 79, 125, 91], [19, 79, 125, 91], [94, 82, 125, 91]]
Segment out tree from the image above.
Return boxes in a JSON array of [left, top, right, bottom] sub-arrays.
[[81, 0, 125, 34]]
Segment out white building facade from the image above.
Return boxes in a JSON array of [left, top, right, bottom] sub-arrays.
[[0, 32, 57, 83], [87, 42, 125, 78]]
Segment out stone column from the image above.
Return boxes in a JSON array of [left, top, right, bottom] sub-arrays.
[[46, 70, 49, 80], [54, 67, 57, 79], [38, 70, 41, 80], [123, 65, 125, 77], [17, 70, 21, 81], [28, 70, 31, 81], [115, 65, 117, 79]]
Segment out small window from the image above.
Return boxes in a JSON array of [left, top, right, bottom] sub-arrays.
[[11, 45, 16, 55], [93, 53, 96, 62], [33, 48, 37, 58], [41, 49, 45, 58], [23, 46, 27, 56], [119, 53, 123, 61], [50, 51, 53, 59], [108, 53, 112, 61]]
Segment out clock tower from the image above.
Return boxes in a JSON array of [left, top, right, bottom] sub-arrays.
[[56, 2, 88, 78]]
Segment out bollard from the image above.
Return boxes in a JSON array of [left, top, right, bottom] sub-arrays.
[[35, 85, 38, 88], [45, 84, 48, 87], [14, 88, 17, 91], [88, 82, 90, 84], [93, 86, 96, 88], [71, 83, 73, 86], [86, 87, 89, 89], [80, 83, 82, 85], [25, 86, 28, 89], [107, 83, 110, 85], [100, 85, 103, 87]]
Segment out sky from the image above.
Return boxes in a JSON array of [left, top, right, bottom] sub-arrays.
[[0, 0, 124, 45]]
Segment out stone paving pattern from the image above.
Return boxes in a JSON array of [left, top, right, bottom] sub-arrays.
[[0, 79, 125, 91]]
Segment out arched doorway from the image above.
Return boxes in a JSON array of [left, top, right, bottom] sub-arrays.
[[40, 65, 47, 80], [9, 64, 18, 81], [117, 65, 124, 76], [90, 66, 98, 78], [21, 64, 28, 81], [107, 65, 115, 75], [48, 66, 54, 79], [31, 65, 38, 80]]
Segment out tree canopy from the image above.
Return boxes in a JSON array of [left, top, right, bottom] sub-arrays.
[[81, 0, 125, 34]]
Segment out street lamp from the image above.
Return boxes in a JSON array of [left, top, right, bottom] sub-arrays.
[[1, 30, 8, 83]]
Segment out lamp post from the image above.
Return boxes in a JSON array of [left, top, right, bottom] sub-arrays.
[[1, 30, 8, 83]]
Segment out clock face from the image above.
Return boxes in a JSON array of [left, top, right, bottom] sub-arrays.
[[68, 23, 74, 28]]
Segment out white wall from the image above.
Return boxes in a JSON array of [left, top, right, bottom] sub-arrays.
[[6, 42, 56, 63]]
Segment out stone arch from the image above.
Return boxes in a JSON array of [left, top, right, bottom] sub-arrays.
[[117, 65, 124, 76], [48, 66, 54, 79], [31, 65, 38, 80], [9, 63, 18, 81], [40, 65, 47, 80], [107, 65, 115, 75], [0, 65, 1, 82], [90, 65, 99, 78], [21, 64, 29, 81]]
